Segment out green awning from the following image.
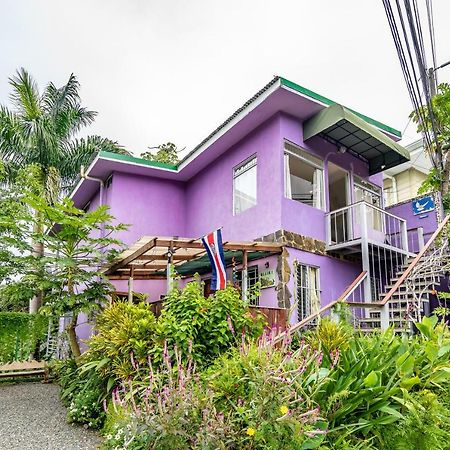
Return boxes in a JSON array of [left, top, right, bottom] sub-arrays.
[[303, 104, 410, 174]]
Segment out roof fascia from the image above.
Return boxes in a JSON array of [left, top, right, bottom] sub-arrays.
[[177, 78, 283, 171], [279, 77, 402, 139], [69, 153, 101, 201]]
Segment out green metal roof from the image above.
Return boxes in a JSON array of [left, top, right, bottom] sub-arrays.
[[303, 104, 410, 174], [279, 78, 402, 138], [99, 150, 178, 170]]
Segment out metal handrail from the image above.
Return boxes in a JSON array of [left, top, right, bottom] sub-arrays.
[[378, 214, 450, 306], [273, 271, 367, 344], [326, 200, 407, 223]]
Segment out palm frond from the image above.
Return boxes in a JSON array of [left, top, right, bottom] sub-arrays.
[[58, 136, 129, 183], [8, 68, 42, 119], [0, 106, 27, 165]]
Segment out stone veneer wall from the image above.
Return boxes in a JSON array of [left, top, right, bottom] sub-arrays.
[[257, 229, 327, 308]]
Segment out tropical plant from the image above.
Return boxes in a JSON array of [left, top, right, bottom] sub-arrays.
[[3, 192, 127, 358], [140, 142, 179, 165], [0, 69, 129, 312], [411, 82, 450, 210], [208, 330, 330, 450], [157, 280, 264, 363], [85, 301, 158, 382], [0, 68, 128, 197], [53, 358, 107, 429]]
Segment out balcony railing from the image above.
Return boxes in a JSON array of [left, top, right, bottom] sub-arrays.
[[325, 201, 409, 253]]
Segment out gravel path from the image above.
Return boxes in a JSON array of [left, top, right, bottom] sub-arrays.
[[0, 382, 102, 450]]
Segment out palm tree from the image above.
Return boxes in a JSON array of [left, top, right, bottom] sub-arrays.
[[0, 68, 129, 312]]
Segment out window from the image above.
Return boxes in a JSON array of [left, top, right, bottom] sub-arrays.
[[354, 177, 382, 231], [295, 263, 320, 321], [284, 143, 324, 210], [235, 265, 259, 305], [233, 157, 257, 214]]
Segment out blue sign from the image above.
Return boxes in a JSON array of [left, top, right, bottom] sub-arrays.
[[412, 195, 435, 215]]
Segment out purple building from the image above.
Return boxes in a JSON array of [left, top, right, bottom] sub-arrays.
[[71, 77, 445, 336]]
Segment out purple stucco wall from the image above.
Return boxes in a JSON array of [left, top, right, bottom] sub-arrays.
[[109, 172, 186, 245], [185, 115, 283, 241], [286, 247, 361, 323], [387, 196, 440, 252]]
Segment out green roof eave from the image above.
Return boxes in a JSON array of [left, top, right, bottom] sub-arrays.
[[279, 77, 402, 139], [98, 151, 179, 171], [303, 104, 410, 175]]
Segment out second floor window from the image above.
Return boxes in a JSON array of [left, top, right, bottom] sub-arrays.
[[233, 156, 257, 214], [284, 143, 324, 210]]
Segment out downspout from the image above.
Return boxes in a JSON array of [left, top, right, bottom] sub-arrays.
[[80, 165, 105, 238], [384, 174, 398, 205]]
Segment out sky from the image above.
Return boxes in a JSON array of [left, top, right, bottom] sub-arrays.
[[1, 0, 450, 158]]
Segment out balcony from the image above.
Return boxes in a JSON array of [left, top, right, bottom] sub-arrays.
[[325, 201, 410, 255]]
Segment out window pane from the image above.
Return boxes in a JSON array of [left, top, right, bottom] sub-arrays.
[[235, 266, 259, 305], [285, 153, 323, 209], [296, 264, 320, 321], [234, 159, 257, 214]]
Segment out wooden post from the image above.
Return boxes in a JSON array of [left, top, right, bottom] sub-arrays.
[[128, 267, 134, 304], [242, 250, 248, 302], [167, 243, 174, 293]]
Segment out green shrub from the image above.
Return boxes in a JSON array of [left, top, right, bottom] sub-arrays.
[[101, 348, 237, 450], [85, 301, 158, 381], [0, 312, 49, 362], [158, 280, 264, 363], [305, 317, 353, 354], [53, 358, 106, 429], [207, 332, 329, 450], [378, 390, 450, 450]]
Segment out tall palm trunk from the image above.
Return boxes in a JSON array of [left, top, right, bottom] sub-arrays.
[[29, 211, 44, 313]]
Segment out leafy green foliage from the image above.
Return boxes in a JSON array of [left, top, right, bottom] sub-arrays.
[[207, 333, 329, 450], [305, 317, 353, 354], [158, 280, 264, 363], [140, 142, 179, 165], [411, 82, 450, 209], [53, 359, 106, 429], [0, 189, 127, 357], [0, 68, 128, 199], [86, 301, 158, 381], [0, 312, 48, 362]]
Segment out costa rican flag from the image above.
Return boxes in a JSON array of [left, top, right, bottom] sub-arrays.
[[202, 229, 227, 290]]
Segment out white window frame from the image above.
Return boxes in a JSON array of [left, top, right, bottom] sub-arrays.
[[234, 265, 260, 306], [295, 262, 321, 321], [284, 142, 325, 211], [233, 155, 257, 215]]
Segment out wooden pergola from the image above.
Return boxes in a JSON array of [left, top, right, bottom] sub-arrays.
[[104, 236, 283, 302]]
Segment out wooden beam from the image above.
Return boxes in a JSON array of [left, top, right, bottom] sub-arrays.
[[106, 238, 157, 274], [139, 254, 201, 262], [108, 274, 167, 280]]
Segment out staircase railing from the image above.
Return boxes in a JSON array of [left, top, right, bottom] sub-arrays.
[[377, 214, 449, 307], [273, 271, 367, 344]]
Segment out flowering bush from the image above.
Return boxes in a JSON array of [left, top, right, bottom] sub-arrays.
[[207, 329, 331, 449], [102, 346, 237, 450]]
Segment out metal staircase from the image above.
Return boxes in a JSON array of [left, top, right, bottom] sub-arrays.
[[358, 248, 448, 332], [273, 215, 449, 344]]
